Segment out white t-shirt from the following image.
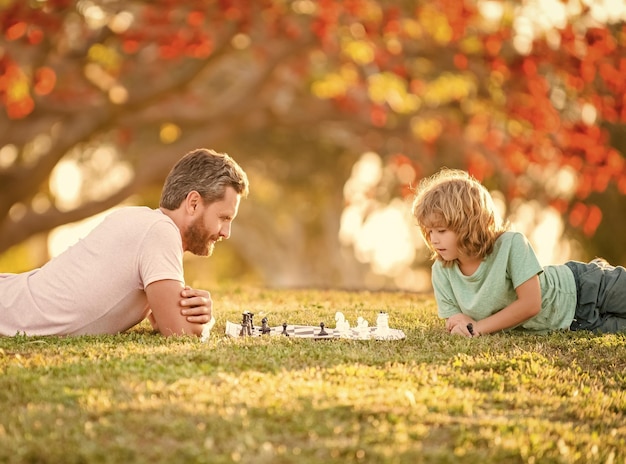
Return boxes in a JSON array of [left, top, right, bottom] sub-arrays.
[[432, 231, 577, 332], [0, 207, 184, 336]]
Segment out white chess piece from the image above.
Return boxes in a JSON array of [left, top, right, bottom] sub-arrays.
[[335, 312, 350, 336], [375, 312, 389, 337], [356, 316, 370, 339]]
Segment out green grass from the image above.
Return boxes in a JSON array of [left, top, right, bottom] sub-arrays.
[[1, 286, 624, 463]]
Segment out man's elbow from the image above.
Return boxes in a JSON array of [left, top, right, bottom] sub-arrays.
[[158, 323, 204, 338]]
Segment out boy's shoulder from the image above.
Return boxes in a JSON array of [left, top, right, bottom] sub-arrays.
[[497, 230, 525, 241], [495, 230, 530, 249]]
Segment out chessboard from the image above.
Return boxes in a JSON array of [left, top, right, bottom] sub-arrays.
[[224, 320, 406, 341]]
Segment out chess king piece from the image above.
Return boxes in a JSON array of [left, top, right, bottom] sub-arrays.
[[247, 312, 254, 335], [239, 311, 254, 336], [375, 311, 389, 336]]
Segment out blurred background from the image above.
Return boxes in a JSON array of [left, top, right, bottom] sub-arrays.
[[1, 0, 625, 292]]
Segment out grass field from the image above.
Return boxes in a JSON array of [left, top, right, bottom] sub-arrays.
[[1, 286, 625, 463]]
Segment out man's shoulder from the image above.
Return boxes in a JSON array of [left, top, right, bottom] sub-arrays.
[[99, 207, 179, 243], [107, 207, 173, 226]]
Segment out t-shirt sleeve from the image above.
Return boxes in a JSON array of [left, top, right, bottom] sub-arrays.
[[507, 232, 543, 289], [137, 220, 185, 289], [432, 262, 462, 319]]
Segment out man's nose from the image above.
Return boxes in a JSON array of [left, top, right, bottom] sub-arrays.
[[220, 223, 232, 240]]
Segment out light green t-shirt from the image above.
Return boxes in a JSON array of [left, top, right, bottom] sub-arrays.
[[432, 231, 577, 332]]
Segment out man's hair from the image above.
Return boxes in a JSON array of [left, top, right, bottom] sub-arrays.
[[160, 148, 249, 209], [412, 169, 507, 266]]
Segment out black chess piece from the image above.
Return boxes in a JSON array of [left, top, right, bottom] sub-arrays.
[[247, 312, 254, 336], [281, 322, 289, 336], [239, 312, 249, 337], [261, 317, 271, 335], [319, 321, 328, 336]]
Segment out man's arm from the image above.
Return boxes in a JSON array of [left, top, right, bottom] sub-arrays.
[[179, 286, 213, 323], [146, 280, 207, 337]]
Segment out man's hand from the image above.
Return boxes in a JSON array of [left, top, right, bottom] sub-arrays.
[[180, 286, 213, 324], [445, 314, 478, 337]]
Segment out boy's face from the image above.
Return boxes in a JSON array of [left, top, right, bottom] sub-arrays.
[[422, 214, 459, 262], [426, 227, 459, 262]]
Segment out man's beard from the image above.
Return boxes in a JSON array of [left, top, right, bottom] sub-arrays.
[[185, 219, 217, 256]]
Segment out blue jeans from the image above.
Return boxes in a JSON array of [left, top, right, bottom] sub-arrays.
[[565, 259, 626, 333]]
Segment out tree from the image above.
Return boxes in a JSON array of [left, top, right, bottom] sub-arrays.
[[1, 0, 626, 286]]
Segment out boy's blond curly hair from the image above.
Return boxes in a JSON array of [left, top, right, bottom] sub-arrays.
[[412, 169, 507, 267]]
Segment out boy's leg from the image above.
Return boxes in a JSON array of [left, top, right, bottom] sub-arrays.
[[596, 315, 626, 333], [566, 259, 626, 333], [596, 259, 626, 333]]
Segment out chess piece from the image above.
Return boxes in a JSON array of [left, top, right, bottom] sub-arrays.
[[240, 312, 249, 337], [356, 316, 370, 339], [261, 317, 271, 335], [375, 312, 389, 337], [319, 322, 328, 336], [281, 322, 289, 336], [335, 312, 350, 336], [247, 312, 254, 335]]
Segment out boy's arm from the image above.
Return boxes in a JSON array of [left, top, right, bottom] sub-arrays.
[[145, 280, 212, 337], [471, 275, 542, 335]]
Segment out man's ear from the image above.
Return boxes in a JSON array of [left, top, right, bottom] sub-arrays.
[[185, 191, 202, 214]]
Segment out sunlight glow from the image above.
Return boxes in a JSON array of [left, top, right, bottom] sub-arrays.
[[581, 103, 597, 126], [0, 144, 18, 168], [47, 146, 134, 257], [584, 0, 626, 23], [109, 85, 129, 104], [509, 0, 626, 54], [49, 160, 83, 211], [48, 209, 119, 258], [509, 202, 571, 265], [343, 152, 383, 203], [353, 198, 417, 276], [81, 3, 109, 29], [108, 11, 134, 33], [478, 1, 504, 23], [340, 152, 427, 290]]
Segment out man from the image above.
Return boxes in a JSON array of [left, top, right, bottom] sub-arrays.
[[0, 148, 249, 337]]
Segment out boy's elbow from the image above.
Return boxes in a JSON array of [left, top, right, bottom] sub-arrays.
[[528, 302, 542, 318]]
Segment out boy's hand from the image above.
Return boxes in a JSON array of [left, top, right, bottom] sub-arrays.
[[446, 314, 478, 337], [180, 286, 213, 324]]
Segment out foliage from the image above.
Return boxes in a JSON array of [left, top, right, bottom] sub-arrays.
[[1, 287, 625, 463], [1, 0, 626, 284]]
